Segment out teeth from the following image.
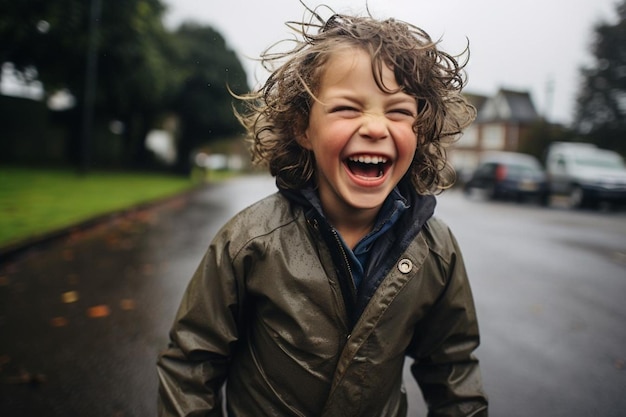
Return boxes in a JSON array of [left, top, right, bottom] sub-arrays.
[[348, 155, 388, 164]]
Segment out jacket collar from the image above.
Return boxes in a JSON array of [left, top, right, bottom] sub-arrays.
[[277, 177, 436, 236]]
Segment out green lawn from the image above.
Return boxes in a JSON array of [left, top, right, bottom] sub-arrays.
[[0, 167, 199, 249]]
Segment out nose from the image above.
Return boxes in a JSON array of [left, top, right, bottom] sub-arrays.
[[358, 113, 389, 140]]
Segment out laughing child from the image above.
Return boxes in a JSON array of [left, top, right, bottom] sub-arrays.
[[158, 4, 488, 416]]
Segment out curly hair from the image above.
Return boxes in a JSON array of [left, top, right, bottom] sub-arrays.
[[235, 4, 476, 194]]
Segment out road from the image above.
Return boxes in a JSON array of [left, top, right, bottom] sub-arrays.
[[1, 174, 625, 416]]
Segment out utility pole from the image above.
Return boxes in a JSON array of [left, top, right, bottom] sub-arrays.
[[544, 76, 555, 122], [80, 0, 102, 174]]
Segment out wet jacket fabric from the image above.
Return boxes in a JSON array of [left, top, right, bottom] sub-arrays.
[[157, 180, 488, 416]]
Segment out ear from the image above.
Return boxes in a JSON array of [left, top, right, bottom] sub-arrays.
[[296, 131, 313, 150]]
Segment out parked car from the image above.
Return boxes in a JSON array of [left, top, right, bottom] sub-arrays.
[[463, 152, 549, 204], [545, 142, 626, 209]]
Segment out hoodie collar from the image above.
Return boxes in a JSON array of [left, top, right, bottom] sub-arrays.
[[278, 177, 436, 245]]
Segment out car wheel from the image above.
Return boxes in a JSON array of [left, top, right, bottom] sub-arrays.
[[569, 185, 586, 209]]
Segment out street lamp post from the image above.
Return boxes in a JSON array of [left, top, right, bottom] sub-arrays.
[[80, 0, 102, 173]]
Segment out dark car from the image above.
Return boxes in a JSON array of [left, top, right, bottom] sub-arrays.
[[463, 152, 549, 204]]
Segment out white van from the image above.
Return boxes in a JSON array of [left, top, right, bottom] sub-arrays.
[[545, 142, 626, 208]]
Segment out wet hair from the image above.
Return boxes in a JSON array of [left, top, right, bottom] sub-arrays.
[[236, 3, 476, 194]]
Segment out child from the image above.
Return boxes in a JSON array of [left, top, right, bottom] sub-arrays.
[[157, 4, 488, 416]]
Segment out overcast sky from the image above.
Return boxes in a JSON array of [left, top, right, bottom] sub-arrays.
[[162, 0, 620, 126]]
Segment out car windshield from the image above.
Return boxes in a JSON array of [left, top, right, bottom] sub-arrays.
[[574, 155, 625, 170], [508, 164, 541, 175]]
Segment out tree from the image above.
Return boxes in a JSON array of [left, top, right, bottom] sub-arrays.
[[0, 0, 88, 90], [0, 0, 179, 168], [518, 120, 575, 163], [574, 0, 626, 155], [170, 23, 249, 174], [96, 0, 179, 168], [1, 0, 93, 166], [0, 1, 249, 171]]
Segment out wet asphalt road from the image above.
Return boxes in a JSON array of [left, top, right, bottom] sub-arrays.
[[1, 174, 625, 416]]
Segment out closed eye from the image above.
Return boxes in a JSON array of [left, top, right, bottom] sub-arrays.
[[330, 105, 360, 117], [390, 109, 415, 116], [387, 108, 416, 121], [331, 105, 359, 112]]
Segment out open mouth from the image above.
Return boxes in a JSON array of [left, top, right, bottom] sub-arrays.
[[345, 155, 391, 179]]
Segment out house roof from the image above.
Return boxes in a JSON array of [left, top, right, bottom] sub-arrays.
[[475, 88, 540, 123], [464, 93, 488, 113]]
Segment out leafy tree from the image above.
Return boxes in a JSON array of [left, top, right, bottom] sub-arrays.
[[170, 23, 249, 174], [0, 0, 88, 90], [519, 120, 575, 163], [1, 0, 92, 166], [0, 0, 179, 168], [96, 0, 179, 168], [574, 0, 626, 155], [0, 1, 249, 171]]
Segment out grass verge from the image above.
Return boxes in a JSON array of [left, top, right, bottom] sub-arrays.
[[0, 167, 198, 249]]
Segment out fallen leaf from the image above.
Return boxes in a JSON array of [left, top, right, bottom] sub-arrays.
[[120, 299, 136, 310], [62, 291, 79, 304], [50, 317, 68, 327], [105, 234, 120, 248], [87, 305, 110, 318], [615, 359, 625, 370]]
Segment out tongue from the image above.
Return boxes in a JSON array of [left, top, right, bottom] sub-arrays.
[[349, 161, 381, 178]]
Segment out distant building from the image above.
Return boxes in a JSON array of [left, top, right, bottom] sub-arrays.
[[451, 88, 541, 176]]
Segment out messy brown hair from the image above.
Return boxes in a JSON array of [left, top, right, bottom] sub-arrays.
[[236, 3, 476, 194]]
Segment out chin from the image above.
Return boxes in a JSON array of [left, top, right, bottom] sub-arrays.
[[345, 193, 388, 211]]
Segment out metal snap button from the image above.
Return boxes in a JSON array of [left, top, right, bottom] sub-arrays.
[[398, 258, 413, 274]]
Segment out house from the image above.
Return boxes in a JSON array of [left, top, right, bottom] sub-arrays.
[[451, 88, 541, 176]]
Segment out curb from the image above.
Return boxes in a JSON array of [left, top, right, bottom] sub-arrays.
[[0, 185, 207, 265]]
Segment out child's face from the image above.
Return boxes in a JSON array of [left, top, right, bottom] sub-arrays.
[[298, 48, 418, 219]]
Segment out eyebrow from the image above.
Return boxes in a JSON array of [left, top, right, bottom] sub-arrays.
[[385, 95, 418, 107], [323, 88, 415, 101]]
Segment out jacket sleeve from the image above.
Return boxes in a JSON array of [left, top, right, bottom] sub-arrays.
[[157, 238, 242, 417], [408, 220, 489, 416]]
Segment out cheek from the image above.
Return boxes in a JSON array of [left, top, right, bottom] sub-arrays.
[[307, 122, 347, 155], [396, 128, 418, 157]]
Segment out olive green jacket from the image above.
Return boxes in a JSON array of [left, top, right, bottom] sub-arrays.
[[157, 188, 488, 416]]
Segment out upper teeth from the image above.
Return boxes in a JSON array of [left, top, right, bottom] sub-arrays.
[[349, 155, 388, 164]]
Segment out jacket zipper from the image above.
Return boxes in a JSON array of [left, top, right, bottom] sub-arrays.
[[331, 229, 357, 296], [330, 228, 359, 333], [308, 216, 356, 331]]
